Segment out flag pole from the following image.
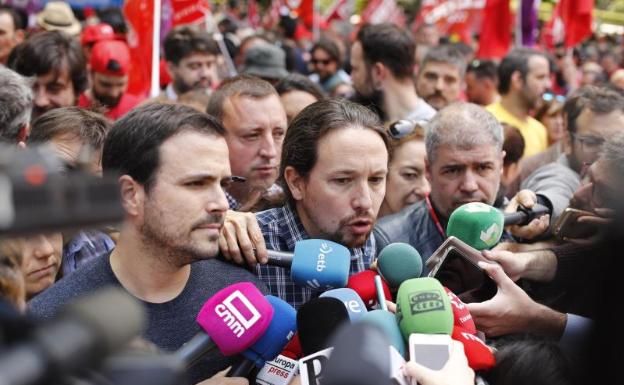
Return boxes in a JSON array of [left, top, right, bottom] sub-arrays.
[[150, 0, 162, 98]]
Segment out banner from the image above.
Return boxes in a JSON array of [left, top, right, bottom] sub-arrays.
[[414, 0, 485, 43], [170, 0, 210, 26], [360, 0, 406, 26]]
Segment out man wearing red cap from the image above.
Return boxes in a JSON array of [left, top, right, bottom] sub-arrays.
[[78, 40, 145, 120], [80, 23, 115, 62]]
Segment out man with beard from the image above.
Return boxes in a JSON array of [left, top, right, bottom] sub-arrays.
[[487, 48, 551, 157], [350, 23, 436, 124], [8, 31, 87, 119], [78, 40, 145, 120], [28, 103, 265, 385], [416, 45, 466, 110], [219, 99, 389, 308], [158, 26, 220, 102]]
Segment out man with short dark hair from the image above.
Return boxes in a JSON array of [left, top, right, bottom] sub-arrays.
[[309, 38, 350, 94], [9, 31, 87, 118], [78, 40, 145, 120], [350, 23, 435, 124], [160, 26, 221, 102], [206, 75, 288, 211], [28, 103, 265, 385], [0, 5, 24, 65], [486, 48, 551, 157], [416, 45, 466, 110], [0, 66, 32, 143], [465, 59, 499, 106]]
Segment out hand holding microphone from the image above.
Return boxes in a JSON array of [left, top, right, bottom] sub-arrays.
[[504, 189, 550, 240]]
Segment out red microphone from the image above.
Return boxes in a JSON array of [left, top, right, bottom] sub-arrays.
[[347, 270, 392, 308], [452, 326, 495, 371], [444, 287, 477, 335], [280, 332, 302, 360]]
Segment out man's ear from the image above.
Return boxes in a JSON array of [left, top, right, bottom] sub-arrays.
[[371, 62, 387, 90], [16, 122, 29, 143], [284, 166, 305, 201], [165, 61, 177, 78], [510, 70, 523, 91], [500, 150, 507, 178], [118, 175, 145, 219], [425, 155, 432, 183], [14, 29, 25, 44]]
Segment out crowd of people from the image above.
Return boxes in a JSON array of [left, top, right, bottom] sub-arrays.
[[1, 1, 624, 384]]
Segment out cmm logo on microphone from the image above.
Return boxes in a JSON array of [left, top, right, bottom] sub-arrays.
[[215, 290, 261, 338], [408, 290, 445, 315]]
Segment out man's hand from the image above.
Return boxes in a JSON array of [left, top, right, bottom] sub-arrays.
[[219, 210, 267, 267], [402, 340, 474, 385], [505, 189, 550, 239], [564, 207, 615, 245], [480, 249, 527, 282], [195, 367, 248, 385]]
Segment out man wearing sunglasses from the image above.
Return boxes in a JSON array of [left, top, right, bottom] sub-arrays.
[[519, 85, 624, 230], [309, 38, 351, 94]]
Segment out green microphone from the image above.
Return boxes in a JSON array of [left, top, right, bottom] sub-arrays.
[[395, 277, 453, 341], [446, 202, 504, 250], [376, 243, 424, 288]]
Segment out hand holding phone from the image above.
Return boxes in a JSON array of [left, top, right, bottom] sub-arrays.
[[408, 333, 452, 371]]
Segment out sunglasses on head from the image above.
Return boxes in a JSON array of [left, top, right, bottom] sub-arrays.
[[387, 119, 429, 140], [542, 92, 566, 103]]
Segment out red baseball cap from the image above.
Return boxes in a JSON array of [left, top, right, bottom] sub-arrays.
[[81, 23, 115, 46], [90, 40, 131, 77]]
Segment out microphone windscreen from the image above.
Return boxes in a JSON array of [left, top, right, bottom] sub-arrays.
[[196, 282, 273, 356], [452, 326, 495, 371], [359, 310, 406, 357], [242, 295, 297, 366], [396, 278, 453, 340], [377, 243, 423, 287], [322, 323, 392, 385], [320, 288, 368, 321], [297, 297, 350, 356], [281, 333, 302, 360], [291, 240, 351, 290], [446, 202, 504, 250], [347, 270, 391, 308], [444, 287, 477, 334]]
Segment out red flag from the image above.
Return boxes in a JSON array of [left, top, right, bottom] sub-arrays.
[[124, 0, 154, 97], [360, 0, 406, 26], [248, 0, 260, 28], [559, 0, 593, 48], [323, 0, 349, 24], [170, 0, 210, 26], [414, 0, 483, 44], [476, 0, 512, 59]]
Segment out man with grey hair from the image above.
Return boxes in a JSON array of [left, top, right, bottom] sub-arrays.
[[374, 102, 541, 266], [416, 45, 466, 110], [0, 66, 32, 143]]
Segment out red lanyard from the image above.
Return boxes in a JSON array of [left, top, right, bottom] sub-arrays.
[[425, 195, 446, 238]]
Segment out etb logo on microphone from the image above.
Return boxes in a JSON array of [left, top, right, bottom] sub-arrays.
[[316, 242, 333, 272], [408, 290, 446, 315], [214, 290, 261, 337]]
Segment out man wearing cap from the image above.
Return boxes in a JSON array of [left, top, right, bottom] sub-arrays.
[[78, 40, 145, 120], [241, 44, 288, 85], [80, 23, 115, 62]]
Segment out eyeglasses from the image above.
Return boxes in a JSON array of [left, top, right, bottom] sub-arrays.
[[387, 119, 428, 139], [542, 92, 566, 103], [310, 58, 332, 66], [570, 132, 605, 152]]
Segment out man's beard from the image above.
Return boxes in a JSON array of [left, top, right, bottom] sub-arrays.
[[350, 89, 386, 122], [93, 90, 122, 108], [174, 77, 210, 95]]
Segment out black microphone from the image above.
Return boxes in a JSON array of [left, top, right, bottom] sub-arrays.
[[297, 297, 350, 356], [0, 287, 145, 385], [504, 203, 550, 226], [266, 249, 294, 268]]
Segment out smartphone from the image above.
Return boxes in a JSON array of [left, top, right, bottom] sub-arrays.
[[553, 207, 597, 241], [408, 333, 451, 371], [426, 236, 497, 303]]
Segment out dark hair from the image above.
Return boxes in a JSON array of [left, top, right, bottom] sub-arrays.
[[563, 85, 624, 135], [102, 103, 225, 191], [498, 47, 546, 95], [280, 99, 390, 206], [275, 74, 326, 100], [502, 123, 525, 166], [484, 338, 576, 385], [467, 59, 498, 81], [206, 74, 277, 122], [0, 5, 24, 30], [8, 31, 87, 96], [97, 7, 127, 34], [356, 23, 415, 80], [311, 38, 341, 64], [29, 107, 111, 152], [419, 44, 467, 77], [164, 26, 220, 65]]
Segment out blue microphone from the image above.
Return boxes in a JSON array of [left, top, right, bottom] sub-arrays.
[[268, 239, 351, 290], [320, 288, 368, 321], [359, 310, 406, 358], [228, 295, 297, 377]]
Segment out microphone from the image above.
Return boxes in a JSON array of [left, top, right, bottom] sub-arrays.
[[320, 288, 368, 321], [376, 243, 423, 288], [347, 270, 392, 308], [175, 282, 273, 368], [280, 333, 302, 360], [267, 239, 351, 290], [447, 202, 550, 250], [0, 287, 145, 385], [296, 297, 350, 356], [321, 323, 392, 385], [395, 277, 454, 340], [255, 354, 299, 385], [359, 310, 406, 357], [444, 287, 477, 335], [451, 326, 495, 371], [227, 295, 297, 377]]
